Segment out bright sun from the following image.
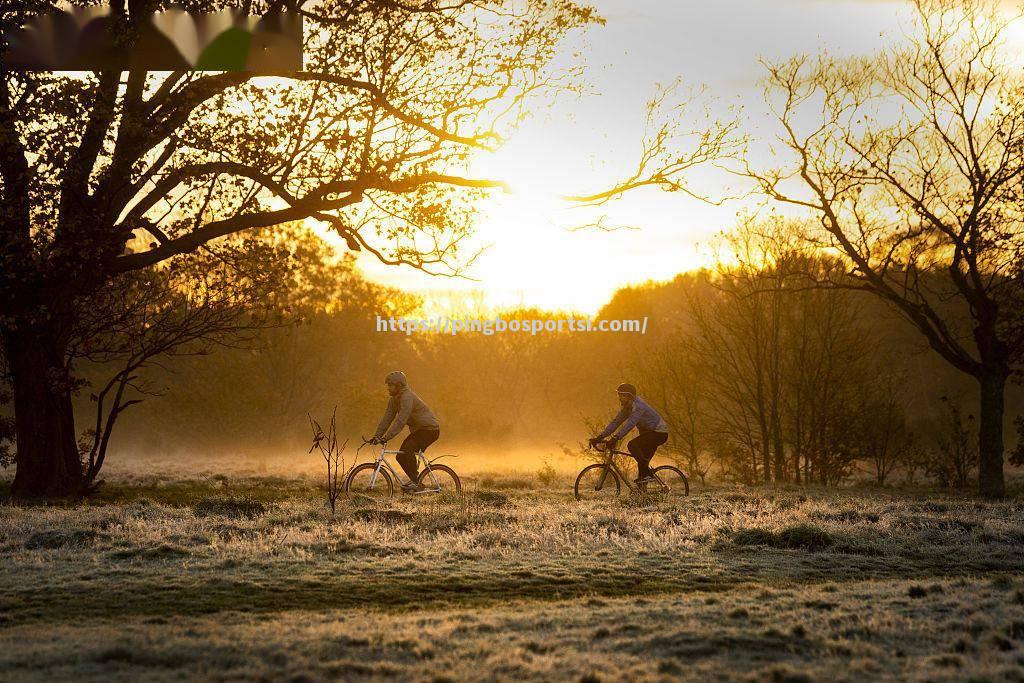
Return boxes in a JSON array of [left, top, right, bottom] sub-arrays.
[[343, 132, 725, 315], [447, 137, 724, 313]]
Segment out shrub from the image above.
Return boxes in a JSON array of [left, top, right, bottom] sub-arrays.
[[729, 525, 833, 552], [475, 491, 510, 508], [24, 529, 98, 550], [731, 528, 776, 547], [775, 524, 834, 551], [192, 497, 267, 519], [536, 459, 558, 487]]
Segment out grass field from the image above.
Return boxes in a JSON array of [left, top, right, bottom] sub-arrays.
[[2, 460, 1024, 681]]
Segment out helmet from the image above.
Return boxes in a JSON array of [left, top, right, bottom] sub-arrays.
[[616, 383, 637, 397], [385, 371, 407, 387]]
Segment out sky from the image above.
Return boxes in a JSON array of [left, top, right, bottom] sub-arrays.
[[352, 0, 1021, 314]]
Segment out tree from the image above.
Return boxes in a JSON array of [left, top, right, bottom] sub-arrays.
[[928, 396, 978, 489], [859, 380, 913, 486], [0, 386, 12, 470], [749, 0, 1024, 496], [0, 0, 596, 495], [685, 243, 781, 484], [623, 0, 1024, 496], [73, 232, 290, 489], [639, 338, 712, 485], [679, 219, 886, 486]]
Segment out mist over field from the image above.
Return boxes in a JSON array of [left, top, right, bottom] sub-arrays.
[[87, 248, 1023, 488]]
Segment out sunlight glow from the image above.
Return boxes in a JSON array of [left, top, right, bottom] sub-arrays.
[[344, 0, 1024, 315]]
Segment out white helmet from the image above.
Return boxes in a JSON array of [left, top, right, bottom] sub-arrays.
[[385, 371, 407, 387]]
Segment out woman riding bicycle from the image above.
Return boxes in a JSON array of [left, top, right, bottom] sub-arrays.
[[589, 383, 669, 485]]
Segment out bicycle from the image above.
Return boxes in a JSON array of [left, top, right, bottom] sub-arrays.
[[574, 441, 689, 501], [344, 436, 462, 499]]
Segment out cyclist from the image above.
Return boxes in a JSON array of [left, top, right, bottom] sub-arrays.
[[589, 383, 669, 485], [370, 371, 440, 492]]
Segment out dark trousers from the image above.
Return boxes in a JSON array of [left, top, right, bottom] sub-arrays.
[[397, 427, 440, 481], [627, 431, 668, 478]]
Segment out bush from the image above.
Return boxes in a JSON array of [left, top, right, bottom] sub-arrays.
[[728, 524, 833, 552], [24, 529, 98, 550], [192, 497, 267, 519], [536, 459, 558, 487], [731, 528, 776, 547], [775, 524, 833, 551], [475, 491, 511, 508]]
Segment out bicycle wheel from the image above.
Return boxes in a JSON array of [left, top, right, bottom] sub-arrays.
[[651, 465, 689, 496], [418, 464, 462, 496], [345, 463, 394, 500], [574, 464, 621, 501]]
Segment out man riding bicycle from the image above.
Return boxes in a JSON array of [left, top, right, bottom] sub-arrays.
[[589, 383, 669, 485], [369, 371, 440, 492]]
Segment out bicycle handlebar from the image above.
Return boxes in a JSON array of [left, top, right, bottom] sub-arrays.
[[357, 435, 380, 455]]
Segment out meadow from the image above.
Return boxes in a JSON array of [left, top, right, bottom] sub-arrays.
[[1, 457, 1023, 682]]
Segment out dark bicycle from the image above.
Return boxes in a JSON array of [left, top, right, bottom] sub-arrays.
[[574, 441, 689, 501]]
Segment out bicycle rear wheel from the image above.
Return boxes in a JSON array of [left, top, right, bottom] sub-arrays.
[[574, 464, 621, 501], [345, 463, 394, 500], [651, 465, 689, 496], [418, 464, 462, 497]]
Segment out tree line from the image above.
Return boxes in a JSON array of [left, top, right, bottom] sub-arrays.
[[35, 218, 1013, 491]]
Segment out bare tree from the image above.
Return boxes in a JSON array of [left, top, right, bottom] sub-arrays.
[[682, 219, 884, 486], [860, 380, 914, 486], [685, 265, 777, 484], [621, 0, 1023, 496], [745, 1, 1024, 496], [928, 396, 978, 489], [74, 239, 280, 489], [308, 407, 346, 515]]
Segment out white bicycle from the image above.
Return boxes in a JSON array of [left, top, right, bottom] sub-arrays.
[[344, 437, 462, 499]]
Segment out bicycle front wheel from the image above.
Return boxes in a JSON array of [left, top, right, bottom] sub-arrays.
[[574, 464, 621, 501], [345, 463, 395, 500], [418, 464, 462, 496], [651, 465, 689, 496]]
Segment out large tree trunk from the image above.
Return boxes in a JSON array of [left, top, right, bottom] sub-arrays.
[[977, 369, 1006, 498], [4, 323, 82, 498]]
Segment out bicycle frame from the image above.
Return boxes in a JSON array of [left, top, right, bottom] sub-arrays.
[[592, 447, 643, 493]]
